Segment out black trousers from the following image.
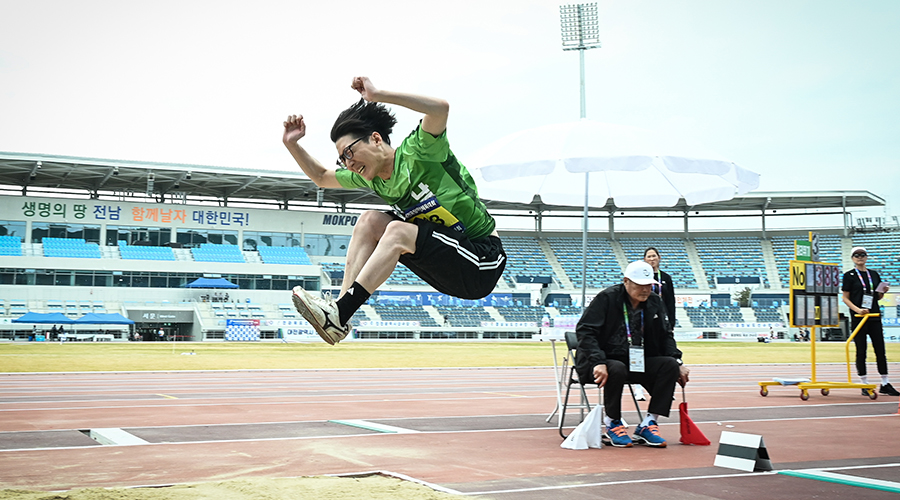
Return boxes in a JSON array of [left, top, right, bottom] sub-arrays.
[[851, 318, 888, 376], [604, 357, 680, 421]]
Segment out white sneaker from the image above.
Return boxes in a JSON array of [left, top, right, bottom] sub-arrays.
[[632, 386, 646, 401], [291, 286, 350, 345]]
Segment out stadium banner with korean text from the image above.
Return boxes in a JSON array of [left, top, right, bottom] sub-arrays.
[[675, 295, 712, 308], [0, 194, 361, 234], [262, 319, 321, 341]]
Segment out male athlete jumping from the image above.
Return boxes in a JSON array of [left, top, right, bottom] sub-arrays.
[[283, 76, 506, 344]]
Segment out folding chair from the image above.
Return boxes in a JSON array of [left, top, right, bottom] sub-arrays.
[[559, 330, 644, 439]]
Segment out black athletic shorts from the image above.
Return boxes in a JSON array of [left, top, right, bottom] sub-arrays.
[[396, 216, 506, 300]]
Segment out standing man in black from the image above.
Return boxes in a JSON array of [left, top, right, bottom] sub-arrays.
[[575, 260, 690, 448], [841, 246, 899, 396]]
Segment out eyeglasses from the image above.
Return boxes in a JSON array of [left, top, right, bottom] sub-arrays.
[[852, 253, 868, 258], [336, 137, 366, 168]]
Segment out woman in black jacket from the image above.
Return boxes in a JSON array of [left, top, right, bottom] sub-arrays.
[[643, 247, 676, 332]]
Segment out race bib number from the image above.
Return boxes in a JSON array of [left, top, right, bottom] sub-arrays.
[[401, 196, 465, 232], [629, 346, 645, 373]]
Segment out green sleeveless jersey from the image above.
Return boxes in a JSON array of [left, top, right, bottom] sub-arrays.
[[335, 125, 496, 239]]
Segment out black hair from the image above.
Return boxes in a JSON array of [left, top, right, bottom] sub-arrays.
[[330, 99, 398, 146], [643, 247, 661, 259]]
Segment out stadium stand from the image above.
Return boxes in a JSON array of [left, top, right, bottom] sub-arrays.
[[500, 236, 556, 287], [118, 240, 176, 261], [258, 246, 312, 265], [496, 304, 544, 325], [373, 303, 438, 326], [618, 237, 697, 288], [321, 261, 428, 286], [42, 237, 102, 259], [684, 304, 742, 328], [0, 235, 22, 256], [852, 233, 900, 285], [693, 237, 768, 288], [546, 236, 621, 288], [752, 304, 785, 324], [434, 305, 493, 327], [191, 243, 246, 263]]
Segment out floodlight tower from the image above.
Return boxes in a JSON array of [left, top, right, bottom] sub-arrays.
[[560, 3, 600, 310], [560, 3, 600, 119]]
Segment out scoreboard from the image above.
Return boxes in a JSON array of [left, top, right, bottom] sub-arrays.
[[789, 260, 841, 327]]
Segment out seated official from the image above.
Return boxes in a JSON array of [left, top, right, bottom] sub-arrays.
[[575, 260, 690, 448]]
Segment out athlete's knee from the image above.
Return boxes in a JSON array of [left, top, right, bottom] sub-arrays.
[[381, 220, 418, 253], [354, 211, 392, 239]]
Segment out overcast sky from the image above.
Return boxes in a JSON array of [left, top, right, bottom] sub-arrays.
[[1, 1, 898, 230]]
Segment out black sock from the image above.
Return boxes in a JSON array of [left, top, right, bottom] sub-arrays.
[[336, 281, 371, 325]]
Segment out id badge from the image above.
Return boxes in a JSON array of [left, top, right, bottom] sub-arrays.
[[629, 346, 645, 373], [861, 294, 874, 309]]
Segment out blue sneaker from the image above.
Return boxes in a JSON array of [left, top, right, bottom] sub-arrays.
[[633, 420, 667, 448], [604, 420, 633, 447]]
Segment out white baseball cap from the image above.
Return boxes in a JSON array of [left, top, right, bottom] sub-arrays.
[[851, 246, 867, 256], [624, 260, 659, 285]]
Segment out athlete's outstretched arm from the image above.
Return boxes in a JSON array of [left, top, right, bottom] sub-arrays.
[[351, 76, 449, 137], [282, 114, 342, 189]]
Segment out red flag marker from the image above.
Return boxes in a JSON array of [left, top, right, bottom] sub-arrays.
[[679, 387, 710, 446]]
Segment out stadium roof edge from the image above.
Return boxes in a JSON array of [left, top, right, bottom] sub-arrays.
[[0, 151, 885, 214]]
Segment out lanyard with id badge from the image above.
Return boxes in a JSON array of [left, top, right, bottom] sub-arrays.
[[624, 303, 644, 373], [857, 269, 874, 309]]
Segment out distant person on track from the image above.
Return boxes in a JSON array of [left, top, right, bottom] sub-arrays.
[[575, 261, 689, 448], [841, 246, 899, 397], [283, 76, 506, 345]]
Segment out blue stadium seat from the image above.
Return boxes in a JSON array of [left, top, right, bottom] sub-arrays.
[[42, 237, 101, 259], [191, 243, 245, 263], [120, 245, 177, 261], [501, 236, 556, 287], [258, 246, 313, 265], [0, 235, 23, 256], [693, 237, 768, 289], [547, 237, 620, 288], [852, 233, 900, 285]]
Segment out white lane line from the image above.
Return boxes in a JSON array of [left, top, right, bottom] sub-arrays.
[[1, 414, 897, 454], [459, 463, 900, 496], [462, 471, 773, 495], [779, 470, 900, 493], [329, 420, 420, 434]]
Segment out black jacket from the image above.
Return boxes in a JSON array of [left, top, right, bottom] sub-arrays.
[[575, 283, 681, 381], [656, 269, 676, 331]]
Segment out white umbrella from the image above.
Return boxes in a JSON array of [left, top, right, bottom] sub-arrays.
[[469, 119, 759, 208], [467, 119, 760, 306]]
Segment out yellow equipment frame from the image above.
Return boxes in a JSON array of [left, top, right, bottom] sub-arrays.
[[758, 313, 878, 400]]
